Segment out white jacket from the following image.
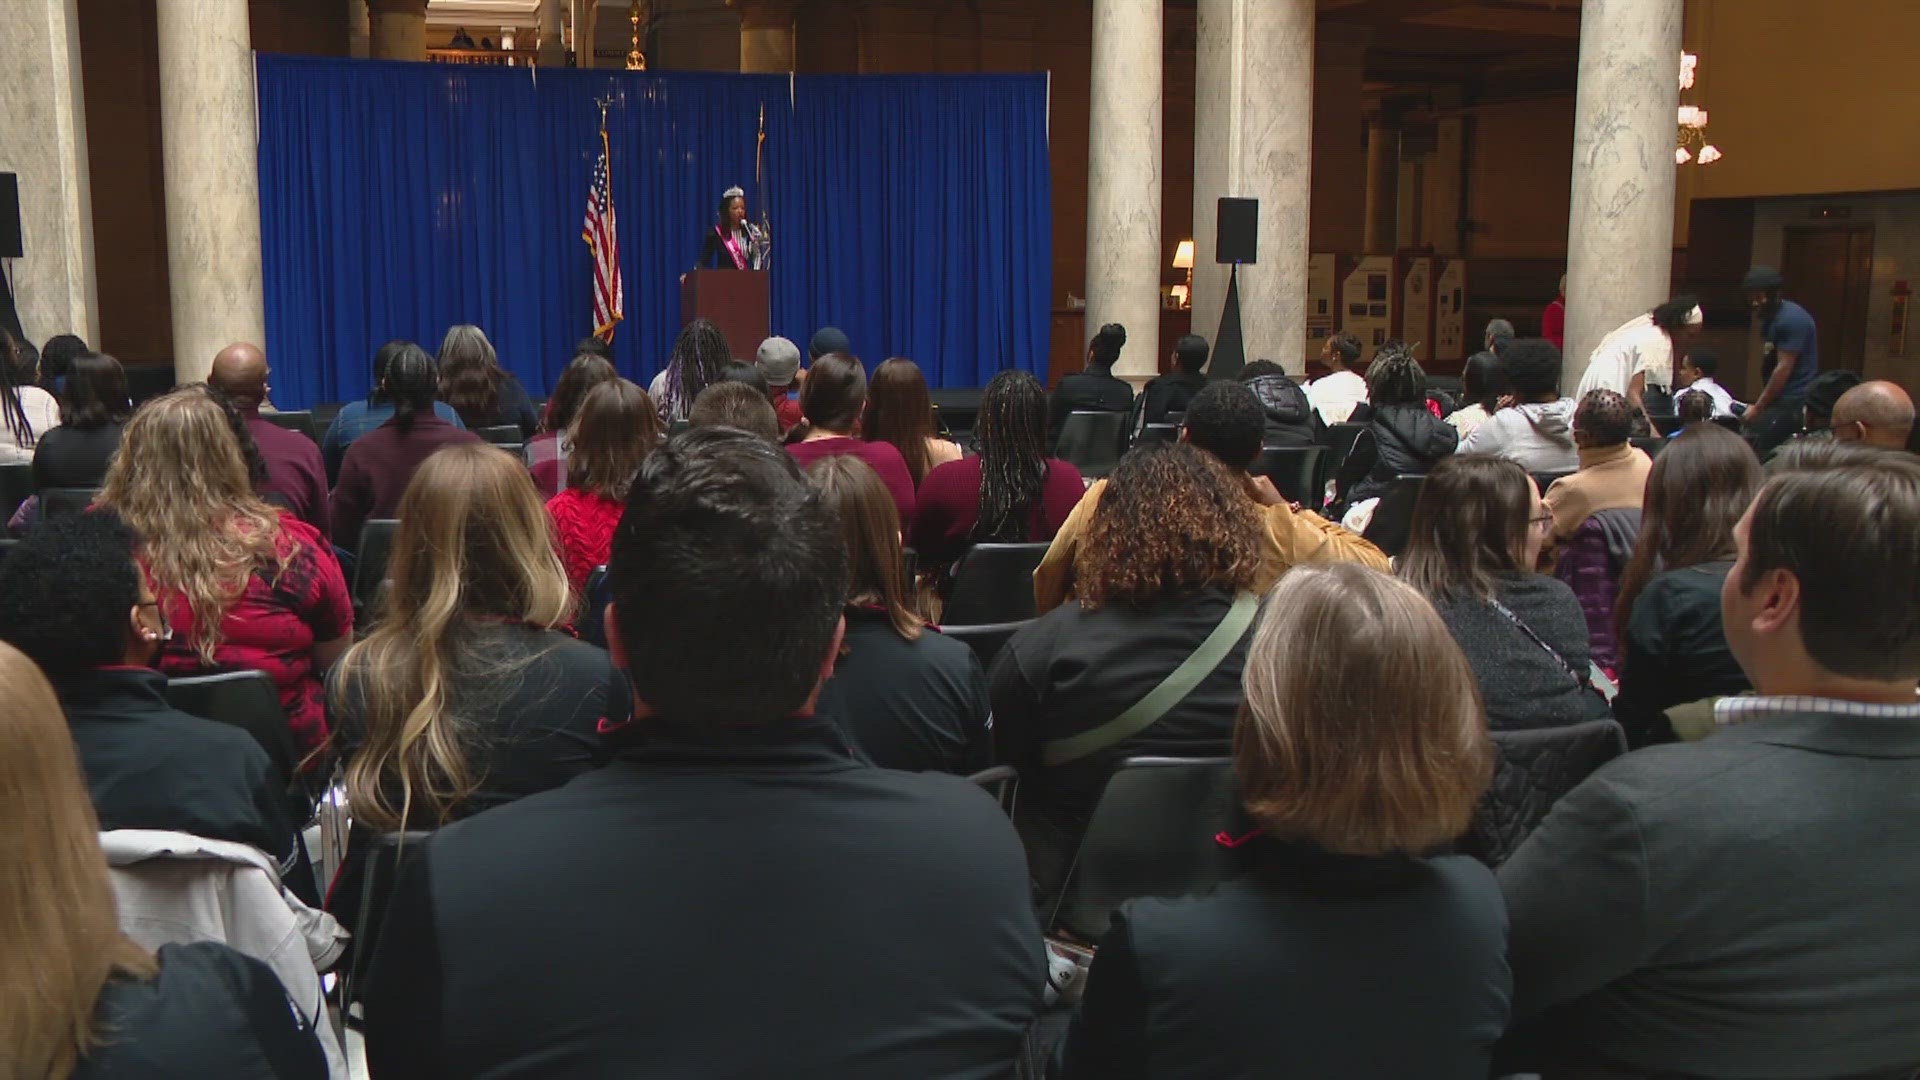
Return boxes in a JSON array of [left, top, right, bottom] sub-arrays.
[[102, 830, 350, 1080]]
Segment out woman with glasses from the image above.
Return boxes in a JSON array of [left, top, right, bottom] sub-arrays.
[[1399, 454, 1611, 729]]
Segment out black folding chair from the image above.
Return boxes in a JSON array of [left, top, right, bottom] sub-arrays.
[[944, 542, 1050, 626], [340, 829, 433, 1017], [352, 519, 400, 624], [164, 670, 299, 785], [0, 462, 34, 524], [1465, 719, 1628, 866], [579, 564, 613, 648], [1054, 411, 1128, 479], [261, 409, 316, 443], [1361, 474, 1425, 558], [1711, 414, 1744, 434], [1652, 414, 1685, 436], [1630, 436, 1666, 458], [940, 619, 1032, 669], [1133, 423, 1180, 448], [39, 487, 99, 519], [967, 765, 1020, 816], [1530, 470, 1576, 494], [1049, 757, 1240, 943], [1249, 445, 1326, 508], [1319, 421, 1370, 504], [474, 424, 521, 445]]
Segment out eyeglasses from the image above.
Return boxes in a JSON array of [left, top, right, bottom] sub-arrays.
[[135, 601, 175, 643], [1529, 512, 1555, 530]]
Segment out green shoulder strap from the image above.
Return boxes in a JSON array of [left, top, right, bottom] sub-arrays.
[[1040, 591, 1259, 767]]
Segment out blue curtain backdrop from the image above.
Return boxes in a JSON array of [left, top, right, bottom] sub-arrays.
[[256, 56, 1050, 408]]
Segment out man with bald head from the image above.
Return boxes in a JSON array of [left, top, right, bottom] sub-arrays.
[[208, 343, 329, 539], [1831, 381, 1916, 452]]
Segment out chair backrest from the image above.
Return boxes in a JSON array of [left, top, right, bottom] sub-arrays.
[[353, 519, 401, 622], [1630, 436, 1666, 458], [669, 419, 691, 437], [1361, 474, 1425, 558], [1465, 719, 1628, 866], [939, 618, 1032, 669], [261, 409, 316, 443], [579, 564, 613, 648], [1530, 470, 1575, 494], [1052, 757, 1241, 942], [474, 424, 521, 445], [967, 765, 1020, 816], [1133, 422, 1180, 448], [1711, 414, 1744, 433], [39, 487, 98, 520], [342, 829, 434, 1009], [943, 542, 1050, 626], [163, 670, 299, 783], [1054, 411, 1128, 478], [1249, 445, 1326, 507], [1652, 413, 1685, 436], [0, 461, 34, 523]]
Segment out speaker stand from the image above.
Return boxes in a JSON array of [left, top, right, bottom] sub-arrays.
[[1208, 262, 1246, 381]]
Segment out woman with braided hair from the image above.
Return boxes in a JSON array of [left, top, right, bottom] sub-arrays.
[[648, 317, 732, 425], [0, 325, 60, 465], [912, 369, 1085, 567]]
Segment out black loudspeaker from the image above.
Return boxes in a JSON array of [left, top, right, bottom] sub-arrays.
[[0, 174, 19, 260], [1216, 197, 1258, 265]]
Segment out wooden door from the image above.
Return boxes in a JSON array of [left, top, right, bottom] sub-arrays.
[[1780, 224, 1874, 375]]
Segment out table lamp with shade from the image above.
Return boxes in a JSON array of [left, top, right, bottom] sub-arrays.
[[1172, 239, 1195, 309]]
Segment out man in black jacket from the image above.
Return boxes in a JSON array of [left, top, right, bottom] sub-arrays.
[[1500, 445, 1920, 1079], [1137, 333, 1210, 427], [364, 428, 1044, 1080]]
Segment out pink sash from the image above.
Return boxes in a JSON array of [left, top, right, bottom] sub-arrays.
[[718, 224, 748, 270]]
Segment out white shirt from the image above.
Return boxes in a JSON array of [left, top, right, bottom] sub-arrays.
[[1456, 398, 1579, 473], [0, 385, 62, 465], [1307, 369, 1368, 425], [1677, 377, 1739, 418], [1576, 314, 1674, 401], [1447, 402, 1492, 439]]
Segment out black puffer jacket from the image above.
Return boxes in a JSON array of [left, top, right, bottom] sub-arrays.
[[1243, 374, 1319, 448], [1339, 404, 1459, 504]]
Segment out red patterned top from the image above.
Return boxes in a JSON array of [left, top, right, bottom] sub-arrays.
[[154, 514, 354, 756], [548, 488, 624, 598]]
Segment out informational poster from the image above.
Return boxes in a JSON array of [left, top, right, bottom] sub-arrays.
[[1305, 253, 1337, 360], [1433, 258, 1468, 365], [1399, 257, 1433, 362], [1338, 255, 1395, 364]]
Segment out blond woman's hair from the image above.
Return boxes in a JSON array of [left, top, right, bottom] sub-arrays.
[[1235, 563, 1491, 856], [0, 643, 157, 1076], [97, 386, 290, 664], [338, 443, 576, 831]]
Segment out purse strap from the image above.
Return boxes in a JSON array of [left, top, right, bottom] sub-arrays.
[[1040, 592, 1259, 767], [1487, 596, 1592, 692]]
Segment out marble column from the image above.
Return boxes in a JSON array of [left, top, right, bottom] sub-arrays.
[[1562, 0, 1682, 392], [1189, 0, 1314, 373], [539, 0, 567, 66], [1085, 0, 1162, 387], [368, 0, 429, 61], [347, 0, 371, 58], [573, 0, 597, 67], [738, 0, 797, 72], [156, 0, 263, 385], [0, 0, 99, 345], [1363, 114, 1400, 254]]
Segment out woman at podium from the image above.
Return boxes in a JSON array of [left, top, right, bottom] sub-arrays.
[[694, 186, 769, 271]]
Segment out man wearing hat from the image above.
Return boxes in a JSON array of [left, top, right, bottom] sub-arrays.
[[1575, 295, 1705, 429], [755, 336, 805, 433], [1741, 265, 1820, 452]]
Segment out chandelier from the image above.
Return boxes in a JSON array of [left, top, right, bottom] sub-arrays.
[[626, 0, 648, 70], [1676, 52, 1721, 165]]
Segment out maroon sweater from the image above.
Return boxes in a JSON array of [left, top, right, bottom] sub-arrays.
[[910, 455, 1085, 565], [331, 414, 482, 547], [787, 436, 917, 530]]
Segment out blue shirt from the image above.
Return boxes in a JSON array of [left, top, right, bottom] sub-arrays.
[[321, 399, 463, 482], [1763, 300, 1820, 403]]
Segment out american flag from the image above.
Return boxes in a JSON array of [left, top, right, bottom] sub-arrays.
[[583, 125, 623, 340]]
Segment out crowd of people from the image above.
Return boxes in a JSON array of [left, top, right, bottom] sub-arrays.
[[1, 266, 1918, 1080]]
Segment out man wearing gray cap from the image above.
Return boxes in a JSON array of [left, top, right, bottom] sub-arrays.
[[756, 336, 804, 433]]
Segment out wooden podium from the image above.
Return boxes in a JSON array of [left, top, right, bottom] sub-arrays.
[[681, 270, 770, 360]]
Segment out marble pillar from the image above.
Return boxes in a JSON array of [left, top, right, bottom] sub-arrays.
[[0, 0, 99, 344], [1085, 0, 1162, 386], [1190, 0, 1314, 373], [1562, 0, 1682, 392], [1363, 115, 1400, 254], [539, 0, 568, 66], [738, 0, 796, 72], [573, 0, 597, 67], [347, 0, 371, 58], [156, 0, 263, 384], [368, 0, 429, 61]]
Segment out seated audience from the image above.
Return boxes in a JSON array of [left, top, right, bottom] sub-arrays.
[[33, 350, 129, 490], [1831, 379, 1916, 451], [1459, 338, 1579, 472], [1672, 387, 1717, 431], [1484, 317, 1517, 356], [865, 356, 962, 486], [1400, 455, 1611, 729], [546, 380, 659, 596], [1138, 333, 1210, 426], [1673, 347, 1739, 418], [438, 324, 538, 437], [320, 339, 465, 482], [1037, 382, 1385, 613], [1306, 331, 1368, 425], [755, 335, 806, 432], [787, 352, 917, 528], [526, 351, 616, 498], [1499, 450, 1920, 1079], [208, 343, 330, 539], [1574, 296, 1702, 426], [1055, 563, 1508, 1079], [649, 317, 731, 425], [0, 325, 61, 465], [573, 335, 615, 364], [1335, 341, 1459, 506], [996, 441, 1263, 896], [39, 331, 90, 393], [100, 387, 353, 756], [332, 344, 482, 548], [0, 514, 295, 862], [1051, 322, 1135, 434], [912, 369, 1083, 568], [0, 644, 327, 1080], [1237, 359, 1319, 448], [1448, 349, 1509, 439], [1611, 424, 1761, 747], [809, 325, 851, 363], [809, 455, 989, 774], [363, 428, 1041, 1078], [1543, 390, 1653, 667], [688, 380, 782, 442]]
